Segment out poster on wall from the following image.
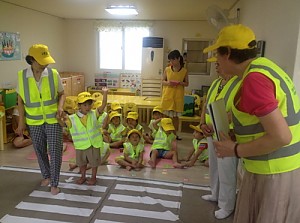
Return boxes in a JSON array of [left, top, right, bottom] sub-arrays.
[[0, 32, 21, 61]]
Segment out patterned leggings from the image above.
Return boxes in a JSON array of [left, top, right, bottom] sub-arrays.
[[28, 123, 63, 187]]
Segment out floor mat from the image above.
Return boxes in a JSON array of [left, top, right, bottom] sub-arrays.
[[0, 166, 233, 223]]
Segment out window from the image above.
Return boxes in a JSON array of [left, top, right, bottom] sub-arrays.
[[97, 22, 150, 71]]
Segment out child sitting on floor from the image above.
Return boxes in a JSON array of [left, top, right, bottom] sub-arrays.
[[59, 88, 108, 185], [144, 106, 163, 144], [115, 129, 145, 171], [125, 111, 144, 136], [103, 111, 127, 148], [148, 118, 184, 169], [183, 124, 209, 167]]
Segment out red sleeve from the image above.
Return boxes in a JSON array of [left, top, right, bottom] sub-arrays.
[[239, 72, 278, 117], [199, 143, 208, 151]]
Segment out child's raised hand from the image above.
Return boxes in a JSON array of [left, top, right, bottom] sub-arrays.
[[101, 87, 109, 92]]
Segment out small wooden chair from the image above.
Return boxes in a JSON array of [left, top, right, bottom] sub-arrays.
[[123, 102, 138, 118], [91, 92, 102, 101]]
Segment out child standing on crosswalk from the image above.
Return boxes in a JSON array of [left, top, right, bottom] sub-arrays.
[[115, 129, 145, 171], [59, 88, 108, 185]]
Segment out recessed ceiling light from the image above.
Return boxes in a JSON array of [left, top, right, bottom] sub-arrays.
[[105, 5, 138, 15]]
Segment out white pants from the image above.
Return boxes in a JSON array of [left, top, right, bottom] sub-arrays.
[[207, 136, 238, 211]]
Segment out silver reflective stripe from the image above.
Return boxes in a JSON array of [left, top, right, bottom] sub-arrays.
[[205, 79, 220, 115], [247, 140, 300, 161], [234, 64, 299, 135], [22, 69, 40, 108], [223, 78, 240, 105], [26, 113, 43, 120]]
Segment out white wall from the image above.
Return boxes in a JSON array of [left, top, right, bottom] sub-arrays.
[[0, 2, 65, 88]]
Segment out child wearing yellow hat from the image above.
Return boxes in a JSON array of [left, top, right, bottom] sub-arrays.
[[144, 106, 164, 144], [148, 118, 184, 168], [184, 124, 209, 167], [59, 88, 108, 185], [115, 129, 145, 171], [103, 110, 127, 148], [125, 111, 144, 137]]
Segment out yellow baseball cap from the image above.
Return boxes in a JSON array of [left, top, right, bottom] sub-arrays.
[[127, 111, 138, 120], [77, 92, 94, 104], [28, 44, 55, 65], [161, 118, 175, 131], [92, 100, 102, 109], [127, 129, 142, 138], [109, 111, 121, 121], [189, 124, 203, 133], [152, 106, 163, 114], [111, 102, 122, 111], [203, 24, 256, 53], [207, 57, 217, 62]]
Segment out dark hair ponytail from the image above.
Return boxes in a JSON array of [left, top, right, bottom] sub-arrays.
[[168, 50, 184, 68]]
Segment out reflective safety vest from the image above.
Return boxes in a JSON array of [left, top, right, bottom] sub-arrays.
[[148, 119, 160, 138], [123, 142, 144, 159], [151, 127, 175, 151], [205, 76, 241, 134], [69, 110, 103, 150], [232, 57, 300, 174], [18, 68, 59, 125], [108, 123, 126, 141]]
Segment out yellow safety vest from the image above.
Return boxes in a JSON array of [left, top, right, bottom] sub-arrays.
[[18, 68, 59, 125], [151, 127, 175, 151], [69, 110, 103, 150], [123, 142, 144, 159], [205, 76, 241, 133], [108, 123, 126, 141], [232, 57, 300, 174]]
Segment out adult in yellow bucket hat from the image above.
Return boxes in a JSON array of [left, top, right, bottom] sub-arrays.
[[16, 44, 65, 195], [206, 24, 300, 223]]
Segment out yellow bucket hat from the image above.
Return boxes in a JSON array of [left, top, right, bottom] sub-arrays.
[[127, 129, 142, 138], [28, 44, 55, 65], [203, 24, 256, 53], [109, 111, 121, 121], [92, 100, 102, 109], [152, 106, 163, 114], [77, 92, 94, 104], [161, 118, 175, 131], [127, 111, 138, 120], [189, 124, 203, 133], [111, 102, 122, 111]]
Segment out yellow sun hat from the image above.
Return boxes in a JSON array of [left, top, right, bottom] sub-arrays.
[[152, 106, 163, 114], [160, 118, 175, 131], [189, 124, 203, 133], [127, 129, 142, 138], [127, 111, 138, 120], [109, 110, 121, 121], [111, 102, 122, 111], [207, 57, 217, 62], [77, 92, 94, 104], [28, 44, 55, 65], [92, 100, 102, 109], [203, 24, 256, 53]]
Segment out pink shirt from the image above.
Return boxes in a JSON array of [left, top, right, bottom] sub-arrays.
[[238, 72, 278, 117]]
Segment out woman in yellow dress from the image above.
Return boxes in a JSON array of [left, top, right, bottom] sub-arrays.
[[161, 50, 189, 140]]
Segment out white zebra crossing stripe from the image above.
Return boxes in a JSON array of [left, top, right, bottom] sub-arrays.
[[59, 182, 107, 192], [108, 194, 180, 208], [16, 201, 93, 217], [30, 190, 101, 203], [1, 214, 73, 223], [116, 177, 183, 188], [101, 206, 179, 221], [94, 220, 125, 223], [115, 184, 182, 196]]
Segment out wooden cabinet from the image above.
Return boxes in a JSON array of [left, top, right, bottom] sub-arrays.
[[60, 72, 85, 96], [183, 39, 211, 75], [141, 79, 162, 97]]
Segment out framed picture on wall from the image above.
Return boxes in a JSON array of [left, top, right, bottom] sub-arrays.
[[0, 32, 21, 61]]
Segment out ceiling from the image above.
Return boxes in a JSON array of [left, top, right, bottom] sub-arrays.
[[2, 0, 239, 21]]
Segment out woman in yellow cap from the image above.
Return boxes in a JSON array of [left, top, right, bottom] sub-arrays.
[[205, 24, 300, 223], [16, 44, 65, 195], [115, 129, 144, 171]]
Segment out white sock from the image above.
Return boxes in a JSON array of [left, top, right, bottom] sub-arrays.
[[214, 208, 233, 219], [201, 194, 217, 202]]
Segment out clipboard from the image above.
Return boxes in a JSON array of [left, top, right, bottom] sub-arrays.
[[207, 98, 229, 141]]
